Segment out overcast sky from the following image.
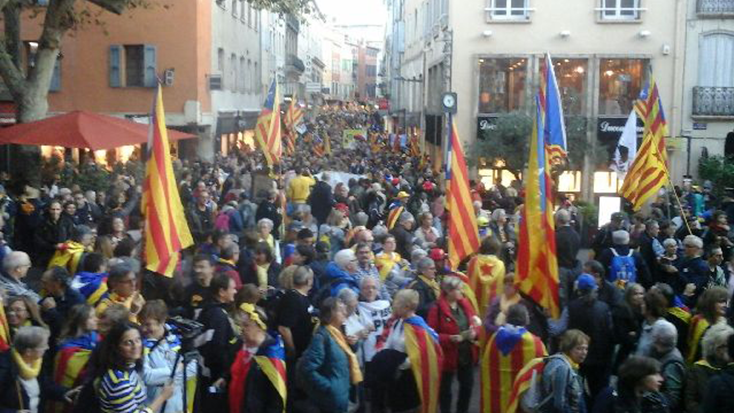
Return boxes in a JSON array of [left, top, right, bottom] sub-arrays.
[[316, 0, 387, 26]]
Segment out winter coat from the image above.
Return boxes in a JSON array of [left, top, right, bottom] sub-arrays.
[[702, 364, 734, 412], [297, 326, 351, 413], [684, 360, 721, 413], [426, 296, 480, 371], [197, 302, 240, 382], [568, 296, 614, 366], [308, 181, 334, 225], [675, 256, 710, 307], [33, 215, 74, 266], [323, 262, 360, 298], [0, 350, 66, 413], [409, 277, 438, 319], [142, 331, 198, 413]]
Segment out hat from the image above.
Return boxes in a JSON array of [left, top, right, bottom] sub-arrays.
[[575, 274, 598, 291], [396, 191, 410, 199], [429, 248, 446, 261]]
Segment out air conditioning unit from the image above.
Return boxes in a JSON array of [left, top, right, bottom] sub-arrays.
[[163, 69, 175, 86], [209, 74, 222, 91]]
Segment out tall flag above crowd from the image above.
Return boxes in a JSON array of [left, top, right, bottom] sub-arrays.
[[539, 53, 568, 162], [620, 73, 669, 210], [256, 79, 282, 167], [517, 98, 561, 318], [142, 85, 194, 277], [284, 94, 303, 156], [445, 120, 480, 269]]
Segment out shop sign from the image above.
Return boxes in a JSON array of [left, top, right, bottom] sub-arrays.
[[477, 116, 499, 138], [597, 116, 644, 141], [693, 122, 707, 131]]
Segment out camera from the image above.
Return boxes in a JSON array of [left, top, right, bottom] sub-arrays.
[[167, 316, 205, 352]]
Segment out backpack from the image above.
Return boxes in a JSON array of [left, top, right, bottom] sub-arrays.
[[520, 355, 569, 413], [609, 248, 637, 287], [71, 377, 101, 413]]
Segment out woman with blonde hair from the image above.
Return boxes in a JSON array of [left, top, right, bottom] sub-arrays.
[[685, 323, 734, 413]]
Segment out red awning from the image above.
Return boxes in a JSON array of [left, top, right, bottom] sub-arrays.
[[0, 110, 196, 150]]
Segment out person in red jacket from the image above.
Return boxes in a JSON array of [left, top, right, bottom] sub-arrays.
[[427, 276, 482, 413]]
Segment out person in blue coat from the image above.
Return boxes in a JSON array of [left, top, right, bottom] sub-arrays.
[[298, 297, 362, 413]]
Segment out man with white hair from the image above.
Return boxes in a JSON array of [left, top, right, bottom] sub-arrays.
[[322, 249, 361, 298], [390, 211, 415, 259], [598, 229, 651, 288], [0, 251, 40, 301], [650, 320, 685, 411], [676, 234, 710, 306]]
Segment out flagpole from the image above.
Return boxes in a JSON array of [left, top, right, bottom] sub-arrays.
[[649, 136, 693, 236]]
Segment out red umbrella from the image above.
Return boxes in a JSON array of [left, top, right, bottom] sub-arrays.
[[0, 110, 195, 150]]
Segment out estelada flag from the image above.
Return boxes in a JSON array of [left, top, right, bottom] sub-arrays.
[[142, 85, 194, 277], [255, 79, 283, 167], [506, 357, 546, 413], [386, 205, 404, 230], [229, 335, 287, 413], [516, 99, 560, 318], [480, 326, 546, 413], [467, 254, 506, 319], [404, 316, 443, 413], [50, 333, 99, 413]]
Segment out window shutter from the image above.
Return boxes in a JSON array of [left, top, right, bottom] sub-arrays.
[[49, 59, 61, 92], [36, 0, 49, 5], [109, 45, 122, 88], [143, 44, 158, 88]]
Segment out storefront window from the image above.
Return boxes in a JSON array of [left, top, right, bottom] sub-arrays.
[[551, 58, 588, 116], [598, 59, 648, 116], [478, 58, 528, 114]]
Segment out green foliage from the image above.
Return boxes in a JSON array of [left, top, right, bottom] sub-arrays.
[[575, 199, 598, 229], [699, 155, 734, 197], [250, 0, 320, 20], [473, 111, 532, 179]]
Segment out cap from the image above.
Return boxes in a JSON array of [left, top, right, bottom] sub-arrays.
[[429, 248, 446, 261], [575, 274, 598, 291], [396, 191, 410, 199]]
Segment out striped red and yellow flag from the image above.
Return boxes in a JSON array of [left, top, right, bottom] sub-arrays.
[[255, 79, 282, 167], [404, 316, 443, 413], [620, 74, 669, 210], [386, 205, 404, 230], [446, 120, 480, 269], [0, 303, 10, 351], [467, 254, 506, 319], [481, 328, 547, 413], [686, 314, 710, 364], [142, 86, 194, 277], [284, 131, 295, 156], [517, 99, 560, 318], [254, 356, 287, 411], [506, 357, 546, 413]]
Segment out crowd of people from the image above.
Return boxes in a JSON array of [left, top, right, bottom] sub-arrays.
[[0, 103, 730, 413]]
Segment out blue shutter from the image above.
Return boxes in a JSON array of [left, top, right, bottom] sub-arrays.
[[109, 45, 122, 87], [49, 58, 61, 92], [36, 0, 48, 5], [143, 44, 157, 88]]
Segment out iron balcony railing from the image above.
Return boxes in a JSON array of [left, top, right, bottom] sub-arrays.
[[692, 86, 734, 117], [697, 0, 734, 16]]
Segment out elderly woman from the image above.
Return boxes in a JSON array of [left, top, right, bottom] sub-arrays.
[[95, 322, 174, 413], [323, 249, 361, 298], [298, 297, 362, 413], [357, 277, 392, 365], [0, 326, 74, 413], [686, 286, 729, 364], [242, 242, 281, 293], [656, 238, 681, 285], [685, 323, 734, 413], [338, 288, 373, 355], [488, 208, 516, 267], [6, 296, 47, 337], [427, 276, 481, 413], [256, 218, 280, 263], [320, 209, 349, 255], [540, 329, 589, 413], [230, 303, 287, 413], [649, 321, 685, 411], [676, 235, 709, 307], [413, 212, 441, 250], [593, 356, 667, 413], [410, 257, 440, 318]]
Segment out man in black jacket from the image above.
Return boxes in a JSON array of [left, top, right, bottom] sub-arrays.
[[308, 174, 334, 226], [556, 209, 581, 307], [703, 334, 734, 411], [638, 219, 663, 283], [255, 189, 282, 238], [390, 212, 416, 259]]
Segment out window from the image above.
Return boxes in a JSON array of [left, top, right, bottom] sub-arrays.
[[109, 44, 156, 88], [241, 0, 246, 21], [699, 33, 734, 87], [124, 45, 145, 87], [247, 2, 252, 27], [253, 61, 258, 92], [240, 57, 246, 92], [230, 53, 237, 91], [598, 58, 648, 115], [231, 0, 237, 16], [599, 0, 642, 21], [486, 0, 531, 21], [478, 58, 528, 114], [549, 58, 588, 115]]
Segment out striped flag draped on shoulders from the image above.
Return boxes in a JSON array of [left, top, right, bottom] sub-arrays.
[[517, 99, 561, 318], [142, 85, 194, 277], [619, 74, 669, 210], [446, 120, 480, 269], [255, 79, 282, 167], [403, 316, 443, 413]]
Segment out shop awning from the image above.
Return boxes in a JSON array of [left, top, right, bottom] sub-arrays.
[[0, 110, 196, 150]]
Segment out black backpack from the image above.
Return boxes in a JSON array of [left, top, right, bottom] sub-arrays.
[[70, 377, 101, 413]]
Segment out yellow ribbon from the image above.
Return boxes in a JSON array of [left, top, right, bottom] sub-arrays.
[[239, 303, 266, 330]]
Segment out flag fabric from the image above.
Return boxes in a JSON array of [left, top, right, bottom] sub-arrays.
[[445, 120, 480, 269], [619, 74, 669, 210], [284, 131, 295, 156], [409, 134, 420, 157], [142, 86, 194, 277], [284, 95, 304, 132], [686, 314, 710, 364], [505, 357, 546, 413], [313, 136, 325, 157], [50, 333, 99, 413], [48, 241, 88, 275], [480, 326, 547, 413], [539, 53, 567, 163], [404, 316, 443, 413], [467, 254, 506, 319], [0, 303, 10, 351], [255, 79, 283, 167], [613, 110, 639, 178], [386, 205, 404, 230], [71, 272, 108, 306], [229, 336, 287, 413], [517, 100, 561, 318]]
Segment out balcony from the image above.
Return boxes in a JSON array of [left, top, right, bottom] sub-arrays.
[[697, 0, 734, 17], [285, 54, 305, 78], [692, 86, 734, 118]]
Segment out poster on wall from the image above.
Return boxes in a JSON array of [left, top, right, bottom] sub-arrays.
[[598, 196, 622, 228]]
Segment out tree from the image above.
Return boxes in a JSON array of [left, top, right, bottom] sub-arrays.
[[250, 0, 319, 19]]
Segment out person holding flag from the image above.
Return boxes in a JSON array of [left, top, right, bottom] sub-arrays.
[[255, 79, 283, 169], [386, 191, 410, 230]]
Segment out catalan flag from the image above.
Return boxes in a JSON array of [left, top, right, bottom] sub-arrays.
[[480, 326, 547, 413], [539, 53, 567, 163], [619, 74, 669, 210], [48, 240, 87, 274], [467, 254, 506, 320], [229, 335, 287, 413], [0, 303, 9, 351], [404, 316, 443, 413], [142, 86, 194, 277], [313, 136, 325, 157], [686, 314, 710, 364], [386, 205, 404, 230], [505, 357, 546, 413], [517, 99, 560, 317], [284, 131, 295, 156], [50, 332, 99, 413], [255, 79, 283, 167], [445, 120, 480, 269], [284, 95, 304, 132]]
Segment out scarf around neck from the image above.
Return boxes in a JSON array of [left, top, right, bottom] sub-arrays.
[[324, 325, 363, 385], [419, 275, 440, 299], [11, 348, 42, 380]]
